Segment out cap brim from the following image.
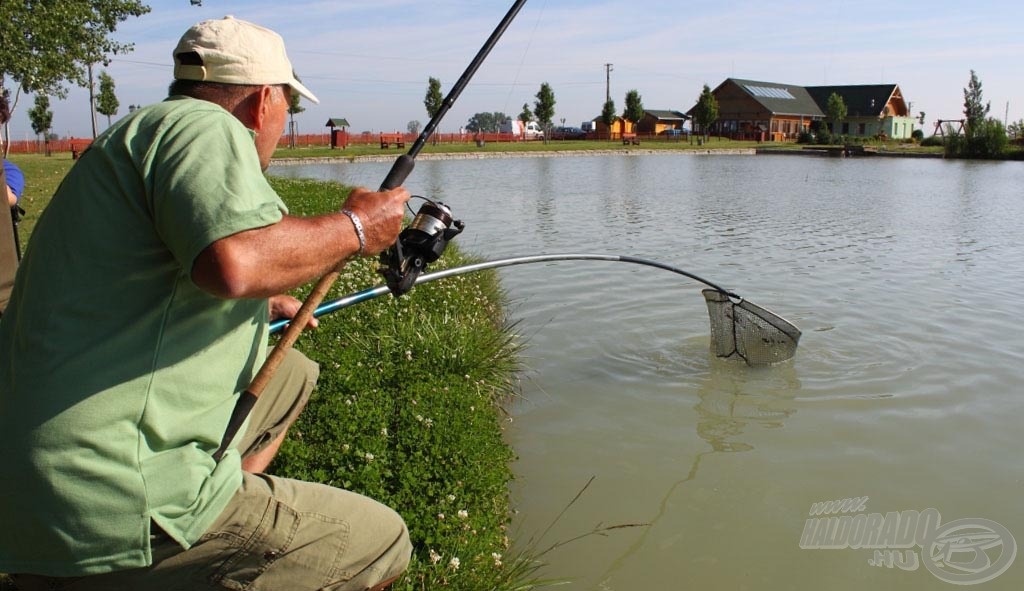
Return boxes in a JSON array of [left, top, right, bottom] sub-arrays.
[[290, 78, 319, 104]]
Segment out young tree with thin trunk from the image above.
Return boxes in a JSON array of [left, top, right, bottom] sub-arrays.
[[96, 71, 119, 128], [424, 77, 442, 144], [692, 84, 718, 142], [963, 70, 989, 135], [623, 89, 644, 134], [287, 92, 304, 148], [28, 95, 54, 156], [601, 99, 616, 140], [826, 92, 847, 138], [533, 82, 556, 142]]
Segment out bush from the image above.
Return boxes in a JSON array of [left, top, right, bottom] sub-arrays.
[[911, 129, 924, 141], [920, 135, 944, 147], [796, 131, 814, 144], [943, 118, 1008, 159]]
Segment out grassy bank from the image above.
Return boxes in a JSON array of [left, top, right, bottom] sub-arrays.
[[267, 176, 531, 590]]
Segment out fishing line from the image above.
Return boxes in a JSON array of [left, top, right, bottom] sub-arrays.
[[501, 0, 547, 116]]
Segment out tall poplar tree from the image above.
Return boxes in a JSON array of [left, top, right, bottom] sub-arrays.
[[533, 82, 556, 141], [96, 71, 120, 128], [424, 77, 442, 143], [28, 94, 54, 156]]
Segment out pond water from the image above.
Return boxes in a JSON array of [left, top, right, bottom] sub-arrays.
[[270, 153, 1024, 590]]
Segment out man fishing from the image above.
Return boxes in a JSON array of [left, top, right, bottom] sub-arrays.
[[1, 16, 411, 591]]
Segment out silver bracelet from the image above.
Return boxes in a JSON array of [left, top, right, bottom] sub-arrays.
[[340, 209, 366, 257]]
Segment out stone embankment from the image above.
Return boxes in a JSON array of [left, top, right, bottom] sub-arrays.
[[271, 148, 758, 165]]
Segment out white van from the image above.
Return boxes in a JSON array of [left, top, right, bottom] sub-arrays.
[[499, 120, 544, 139]]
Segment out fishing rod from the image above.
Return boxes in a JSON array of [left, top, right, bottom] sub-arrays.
[[269, 254, 802, 367], [213, 0, 530, 461], [271, 253, 736, 334]]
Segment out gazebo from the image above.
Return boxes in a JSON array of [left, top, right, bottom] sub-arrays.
[[325, 118, 351, 149]]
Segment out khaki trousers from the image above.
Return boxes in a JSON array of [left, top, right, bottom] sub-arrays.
[[14, 349, 412, 591]]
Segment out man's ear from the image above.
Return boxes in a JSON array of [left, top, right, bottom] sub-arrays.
[[249, 85, 275, 132]]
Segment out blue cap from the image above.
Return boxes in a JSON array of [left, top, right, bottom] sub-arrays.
[[4, 159, 24, 203]]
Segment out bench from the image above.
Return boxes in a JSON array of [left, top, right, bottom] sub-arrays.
[[622, 133, 640, 145], [380, 133, 405, 149]]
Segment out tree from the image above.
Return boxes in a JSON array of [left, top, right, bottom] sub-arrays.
[[533, 82, 556, 141], [424, 77, 443, 119], [28, 94, 54, 156], [826, 92, 848, 137], [423, 77, 442, 143], [1008, 119, 1024, 141], [286, 92, 305, 148], [408, 120, 422, 135], [1, 1, 150, 149], [96, 71, 119, 128], [518, 103, 533, 126], [623, 89, 644, 133], [955, 71, 1006, 159], [692, 84, 718, 141], [466, 112, 507, 133], [600, 99, 616, 140], [963, 70, 989, 135]]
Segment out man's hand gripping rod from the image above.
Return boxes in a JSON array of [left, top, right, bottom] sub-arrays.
[[213, 0, 529, 461]]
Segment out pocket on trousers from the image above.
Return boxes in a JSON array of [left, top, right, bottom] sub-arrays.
[[197, 497, 301, 590]]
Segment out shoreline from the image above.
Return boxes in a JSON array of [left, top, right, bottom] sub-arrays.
[[270, 146, 948, 165], [269, 147, 758, 165]]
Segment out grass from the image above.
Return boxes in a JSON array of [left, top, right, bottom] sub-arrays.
[[267, 175, 539, 590]]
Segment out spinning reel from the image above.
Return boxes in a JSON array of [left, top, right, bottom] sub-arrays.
[[379, 197, 465, 296]]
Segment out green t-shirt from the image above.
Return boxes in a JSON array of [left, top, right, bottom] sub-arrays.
[[0, 97, 286, 575]]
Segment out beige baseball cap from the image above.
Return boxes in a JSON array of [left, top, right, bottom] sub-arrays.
[[173, 15, 319, 104]]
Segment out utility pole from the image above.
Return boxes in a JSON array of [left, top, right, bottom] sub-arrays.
[[604, 63, 613, 103], [88, 63, 99, 139]]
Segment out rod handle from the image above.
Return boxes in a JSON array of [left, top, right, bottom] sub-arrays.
[[380, 154, 415, 191]]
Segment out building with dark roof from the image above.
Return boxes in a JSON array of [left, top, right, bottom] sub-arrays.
[[689, 78, 918, 141], [638, 110, 690, 135], [805, 84, 915, 139]]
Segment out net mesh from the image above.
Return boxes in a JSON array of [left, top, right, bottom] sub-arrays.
[[702, 289, 801, 366]]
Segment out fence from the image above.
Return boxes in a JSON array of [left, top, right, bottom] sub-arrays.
[[5, 130, 708, 155]]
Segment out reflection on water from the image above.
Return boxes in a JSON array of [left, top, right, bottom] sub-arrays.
[[269, 155, 1024, 590]]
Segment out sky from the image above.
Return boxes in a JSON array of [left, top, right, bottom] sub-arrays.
[[6, 0, 1024, 140]]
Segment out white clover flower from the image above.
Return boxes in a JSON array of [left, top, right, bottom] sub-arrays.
[[423, 418, 434, 428], [449, 557, 460, 570], [457, 509, 468, 519], [405, 350, 412, 361], [380, 427, 388, 437], [429, 549, 442, 564], [492, 552, 503, 567], [342, 443, 350, 452], [364, 452, 374, 462], [447, 494, 456, 502], [437, 513, 445, 520], [415, 414, 424, 422]]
